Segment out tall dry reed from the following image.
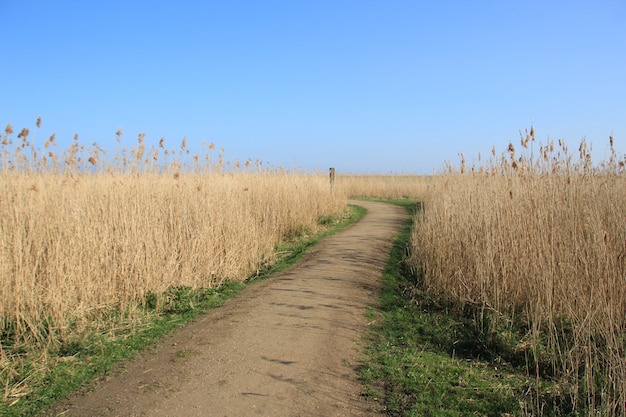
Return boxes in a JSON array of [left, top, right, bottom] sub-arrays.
[[339, 174, 431, 199], [409, 128, 626, 415], [0, 120, 346, 402]]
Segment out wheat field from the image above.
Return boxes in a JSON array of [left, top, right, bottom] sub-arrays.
[[409, 129, 626, 415]]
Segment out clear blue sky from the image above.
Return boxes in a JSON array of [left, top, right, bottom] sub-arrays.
[[1, 1, 625, 173]]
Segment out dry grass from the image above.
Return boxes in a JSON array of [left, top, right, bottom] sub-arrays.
[[339, 174, 431, 199], [1, 172, 345, 336], [5, 118, 625, 414], [409, 128, 626, 415], [0, 120, 346, 404]]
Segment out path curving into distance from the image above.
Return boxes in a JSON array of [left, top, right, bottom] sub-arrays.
[[48, 200, 408, 417]]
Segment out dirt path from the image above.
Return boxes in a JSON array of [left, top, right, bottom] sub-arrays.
[[47, 201, 407, 417]]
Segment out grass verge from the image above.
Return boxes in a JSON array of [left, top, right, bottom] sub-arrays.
[[360, 200, 555, 417], [2, 204, 365, 417]]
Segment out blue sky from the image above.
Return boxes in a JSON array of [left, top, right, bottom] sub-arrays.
[[1, 1, 624, 173]]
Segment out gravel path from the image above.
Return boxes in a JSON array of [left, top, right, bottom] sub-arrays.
[[47, 200, 407, 417]]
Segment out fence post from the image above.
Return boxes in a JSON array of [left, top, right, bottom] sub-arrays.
[[329, 167, 336, 192]]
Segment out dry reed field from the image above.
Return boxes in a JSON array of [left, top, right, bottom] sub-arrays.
[[0, 122, 347, 405], [4, 118, 625, 415], [410, 128, 626, 415], [339, 174, 431, 199]]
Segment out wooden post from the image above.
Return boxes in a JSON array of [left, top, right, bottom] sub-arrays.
[[329, 167, 336, 192]]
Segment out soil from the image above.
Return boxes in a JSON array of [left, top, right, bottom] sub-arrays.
[[45, 200, 407, 417]]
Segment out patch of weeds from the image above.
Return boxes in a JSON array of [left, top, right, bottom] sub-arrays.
[[317, 214, 335, 226], [162, 285, 196, 314], [144, 291, 158, 310], [57, 339, 90, 358], [171, 348, 199, 362], [285, 224, 313, 240]]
